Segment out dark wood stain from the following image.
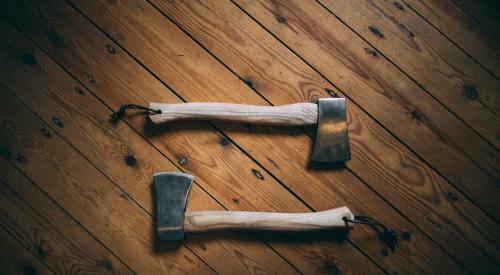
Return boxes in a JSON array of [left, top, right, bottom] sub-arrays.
[[243, 78, 253, 88], [363, 47, 378, 57], [74, 86, 85, 95], [463, 84, 478, 100], [124, 155, 137, 166], [106, 44, 116, 54], [21, 53, 36, 65], [368, 26, 384, 39], [0, 146, 13, 160], [16, 153, 26, 163], [325, 88, 339, 97], [251, 168, 264, 180], [177, 155, 188, 166], [41, 128, 52, 137], [276, 15, 286, 24], [52, 116, 64, 128], [85, 73, 96, 83], [393, 2, 404, 11], [219, 136, 231, 146]]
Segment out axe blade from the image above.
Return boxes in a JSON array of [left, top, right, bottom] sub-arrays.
[[311, 98, 351, 162], [154, 172, 194, 241]]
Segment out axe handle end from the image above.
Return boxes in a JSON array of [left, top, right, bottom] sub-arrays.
[[149, 102, 318, 126], [184, 207, 353, 232]]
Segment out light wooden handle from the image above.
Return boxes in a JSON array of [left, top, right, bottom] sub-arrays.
[[184, 207, 353, 232], [149, 102, 318, 126]]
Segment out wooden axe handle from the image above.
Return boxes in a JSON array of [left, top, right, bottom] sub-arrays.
[[149, 102, 318, 126], [184, 207, 353, 232]]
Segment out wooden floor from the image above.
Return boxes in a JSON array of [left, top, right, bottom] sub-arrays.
[[0, 0, 499, 274]]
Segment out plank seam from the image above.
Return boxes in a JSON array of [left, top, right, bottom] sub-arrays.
[[228, 0, 499, 226], [64, 1, 384, 272], [316, 0, 499, 153], [401, 0, 500, 82], [0, 126, 137, 274]]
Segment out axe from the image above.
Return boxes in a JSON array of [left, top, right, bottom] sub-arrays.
[[154, 172, 355, 241], [148, 98, 350, 162]]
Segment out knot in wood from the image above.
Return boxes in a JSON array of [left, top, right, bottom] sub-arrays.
[[276, 15, 287, 24], [106, 44, 116, 54], [22, 53, 36, 65], [124, 155, 137, 166], [463, 84, 478, 100], [41, 128, 52, 137]]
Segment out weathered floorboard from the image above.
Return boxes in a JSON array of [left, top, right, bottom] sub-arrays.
[[0, 157, 133, 274], [0, 1, 383, 273], [0, 224, 52, 275], [0, 19, 300, 275], [69, 0, 496, 273], [131, 0, 498, 273], [0, 87, 212, 273], [319, 0, 500, 149], [404, 0, 500, 78], [234, 0, 500, 222]]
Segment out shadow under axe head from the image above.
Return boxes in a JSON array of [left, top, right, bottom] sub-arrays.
[[154, 172, 194, 242], [311, 98, 351, 162]]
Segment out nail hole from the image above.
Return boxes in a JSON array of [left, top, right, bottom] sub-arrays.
[[74, 86, 85, 95], [219, 136, 231, 146], [86, 73, 96, 83], [401, 231, 411, 240], [368, 26, 384, 39], [276, 15, 286, 24], [52, 116, 64, 128], [325, 88, 339, 97], [251, 168, 264, 180], [177, 155, 188, 166], [394, 2, 404, 10], [41, 128, 52, 137], [106, 44, 116, 54]]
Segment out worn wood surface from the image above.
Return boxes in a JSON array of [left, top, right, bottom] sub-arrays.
[[0, 0, 498, 273]]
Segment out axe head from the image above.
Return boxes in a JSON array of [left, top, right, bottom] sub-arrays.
[[311, 98, 351, 162], [154, 172, 194, 241]]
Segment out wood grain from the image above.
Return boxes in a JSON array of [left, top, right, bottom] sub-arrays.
[[0, 225, 52, 275], [233, 0, 500, 221], [0, 158, 132, 274], [150, 102, 318, 125], [319, 0, 500, 148], [185, 207, 353, 232], [404, 0, 500, 78], [130, 0, 498, 272], [0, 88, 211, 273], [62, 0, 486, 273], [2, 0, 381, 274], [0, 20, 301, 274]]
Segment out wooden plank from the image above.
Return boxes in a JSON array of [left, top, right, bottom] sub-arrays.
[[0, 89, 212, 273], [80, 0, 500, 273], [0, 21, 300, 275], [318, 0, 500, 148], [0, 225, 52, 275], [233, 0, 500, 220], [53, 0, 493, 273], [0, 158, 132, 274], [0, 5, 380, 275], [0, 0, 450, 273], [404, 0, 500, 78]]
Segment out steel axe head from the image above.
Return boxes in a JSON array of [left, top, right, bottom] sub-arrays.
[[311, 98, 351, 162], [154, 172, 194, 241]]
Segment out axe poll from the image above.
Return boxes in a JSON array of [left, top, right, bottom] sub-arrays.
[[154, 172, 355, 241], [148, 98, 350, 162]]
